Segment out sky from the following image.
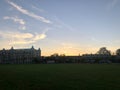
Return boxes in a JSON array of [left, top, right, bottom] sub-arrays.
[[0, 0, 120, 56]]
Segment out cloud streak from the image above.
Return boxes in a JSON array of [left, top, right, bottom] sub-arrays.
[[32, 5, 45, 13], [0, 31, 33, 39], [3, 16, 26, 30], [33, 33, 46, 41], [107, 0, 118, 10], [111, 0, 118, 7], [0, 31, 46, 45], [4, 16, 25, 25], [7, 0, 52, 24]]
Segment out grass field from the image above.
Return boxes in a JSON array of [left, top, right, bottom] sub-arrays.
[[0, 64, 120, 90]]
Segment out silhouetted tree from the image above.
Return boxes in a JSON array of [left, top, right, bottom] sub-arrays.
[[116, 49, 120, 55], [97, 47, 111, 55], [51, 53, 59, 57]]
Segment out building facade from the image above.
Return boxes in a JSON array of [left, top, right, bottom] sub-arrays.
[[0, 46, 41, 64]]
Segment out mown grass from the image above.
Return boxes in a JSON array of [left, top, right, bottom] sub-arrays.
[[0, 64, 120, 90]]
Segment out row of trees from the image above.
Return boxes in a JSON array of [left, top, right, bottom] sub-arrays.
[[33, 47, 120, 64], [50, 47, 119, 57]]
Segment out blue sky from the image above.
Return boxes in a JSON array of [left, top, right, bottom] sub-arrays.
[[0, 0, 120, 56]]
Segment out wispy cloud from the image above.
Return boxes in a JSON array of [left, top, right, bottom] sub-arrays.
[[53, 16, 75, 31], [111, 0, 118, 7], [107, 0, 118, 10], [19, 26, 26, 30], [3, 16, 26, 30], [0, 31, 46, 45], [3, 16, 25, 25], [7, 0, 52, 24], [33, 33, 46, 41], [0, 31, 33, 40], [32, 5, 45, 13]]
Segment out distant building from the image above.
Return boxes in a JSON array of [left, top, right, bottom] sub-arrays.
[[82, 47, 112, 63], [0, 46, 41, 64]]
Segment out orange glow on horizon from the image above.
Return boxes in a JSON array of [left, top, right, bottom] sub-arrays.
[[41, 47, 118, 56], [0, 46, 119, 56]]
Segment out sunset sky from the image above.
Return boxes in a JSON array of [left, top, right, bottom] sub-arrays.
[[0, 0, 120, 56]]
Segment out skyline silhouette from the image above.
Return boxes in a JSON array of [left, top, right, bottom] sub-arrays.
[[0, 46, 119, 56]]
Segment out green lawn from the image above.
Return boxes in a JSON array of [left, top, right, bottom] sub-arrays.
[[0, 64, 120, 90]]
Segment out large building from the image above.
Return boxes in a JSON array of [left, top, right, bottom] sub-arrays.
[[0, 46, 41, 64]]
